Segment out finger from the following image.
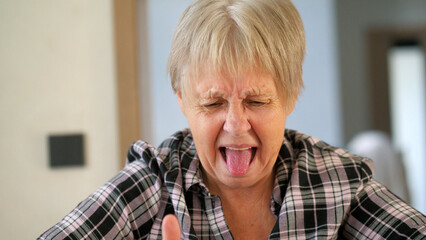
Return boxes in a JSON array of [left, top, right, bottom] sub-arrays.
[[162, 214, 181, 240]]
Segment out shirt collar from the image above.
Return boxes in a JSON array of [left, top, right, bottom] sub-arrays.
[[176, 129, 293, 202], [271, 136, 295, 212], [170, 133, 211, 196]]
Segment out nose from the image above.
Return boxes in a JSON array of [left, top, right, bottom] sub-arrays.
[[223, 103, 251, 137]]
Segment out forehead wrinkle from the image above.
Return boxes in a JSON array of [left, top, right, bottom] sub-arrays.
[[194, 71, 277, 100]]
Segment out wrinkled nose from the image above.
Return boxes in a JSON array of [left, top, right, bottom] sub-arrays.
[[223, 104, 251, 137]]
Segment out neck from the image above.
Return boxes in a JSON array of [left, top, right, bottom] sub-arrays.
[[204, 168, 276, 206], [204, 172, 276, 240], [220, 177, 274, 208]]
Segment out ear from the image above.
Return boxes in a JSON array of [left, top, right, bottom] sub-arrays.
[[176, 91, 186, 116]]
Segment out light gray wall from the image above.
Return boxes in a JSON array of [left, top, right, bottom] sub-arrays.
[[336, 0, 426, 143], [140, 0, 193, 146], [0, 1, 118, 239], [289, 0, 342, 146], [141, 0, 343, 147]]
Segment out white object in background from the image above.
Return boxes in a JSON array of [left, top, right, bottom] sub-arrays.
[[348, 131, 410, 204], [388, 45, 426, 214]]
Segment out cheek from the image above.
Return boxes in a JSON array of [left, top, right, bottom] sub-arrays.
[[253, 108, 286, 131], [187, 112, 224, 154], [252, 111, 287, 156]]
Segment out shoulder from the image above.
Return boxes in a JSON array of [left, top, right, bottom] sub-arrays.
[[283, 129, 374, 184], [126, 129, 194, 175], [342, 179, 426, 238], [39, 130, 195, 239]]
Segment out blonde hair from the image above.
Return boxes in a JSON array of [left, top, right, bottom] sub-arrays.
[[167, 0, 305, 101]]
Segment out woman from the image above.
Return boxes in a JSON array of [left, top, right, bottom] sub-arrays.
[[39, 0, 426, 239]]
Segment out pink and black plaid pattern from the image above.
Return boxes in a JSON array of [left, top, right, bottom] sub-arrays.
[[39, 129, 426, 239]]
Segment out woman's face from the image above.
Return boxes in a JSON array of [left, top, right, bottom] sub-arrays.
[[177, 69, 295, 191]]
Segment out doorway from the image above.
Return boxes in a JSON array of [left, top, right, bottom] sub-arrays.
[[368, 27, 426, 213]]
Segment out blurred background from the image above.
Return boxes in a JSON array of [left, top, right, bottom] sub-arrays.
[[1, 0, 425, 239]]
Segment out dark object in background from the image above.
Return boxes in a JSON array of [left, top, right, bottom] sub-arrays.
[[49, 134, 85, 167]]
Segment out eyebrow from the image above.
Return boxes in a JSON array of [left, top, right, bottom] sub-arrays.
[[243, 87, 266, 96], [199, 87, 273, 100], [199, 89, 225, 99]]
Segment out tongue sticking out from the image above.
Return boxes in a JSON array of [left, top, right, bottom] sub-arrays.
[[225, 148, 252, 176]]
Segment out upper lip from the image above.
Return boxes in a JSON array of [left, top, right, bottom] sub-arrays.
[[218, 145, 258, 163], [219, 144, 257, 149], [223, 146, 252, 150]]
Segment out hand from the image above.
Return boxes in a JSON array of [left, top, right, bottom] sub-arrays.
[[162, 214, 181, 240]]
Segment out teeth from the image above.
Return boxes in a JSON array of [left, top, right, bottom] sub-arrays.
[[225, 147, 252, 151]]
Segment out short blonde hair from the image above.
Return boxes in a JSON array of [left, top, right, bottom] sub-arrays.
[[167, 0, 305, 101]]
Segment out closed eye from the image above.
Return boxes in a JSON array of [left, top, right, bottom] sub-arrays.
[[202, 101, 223, 108], [246, 100, 267, 106]]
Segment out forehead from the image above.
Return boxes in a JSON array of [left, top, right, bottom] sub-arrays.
[[190, 69, 278, 97]]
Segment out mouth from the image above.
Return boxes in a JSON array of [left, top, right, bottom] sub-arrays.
[[219, 146, 257, 164]]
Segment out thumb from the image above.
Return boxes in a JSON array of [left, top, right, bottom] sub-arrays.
[[162, 214, 181, 240]]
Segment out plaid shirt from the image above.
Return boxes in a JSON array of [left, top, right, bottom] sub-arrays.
[[39, 129, 426, 239]]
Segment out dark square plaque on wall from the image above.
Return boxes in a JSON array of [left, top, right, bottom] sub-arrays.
[[48, 134, 85, 167]]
